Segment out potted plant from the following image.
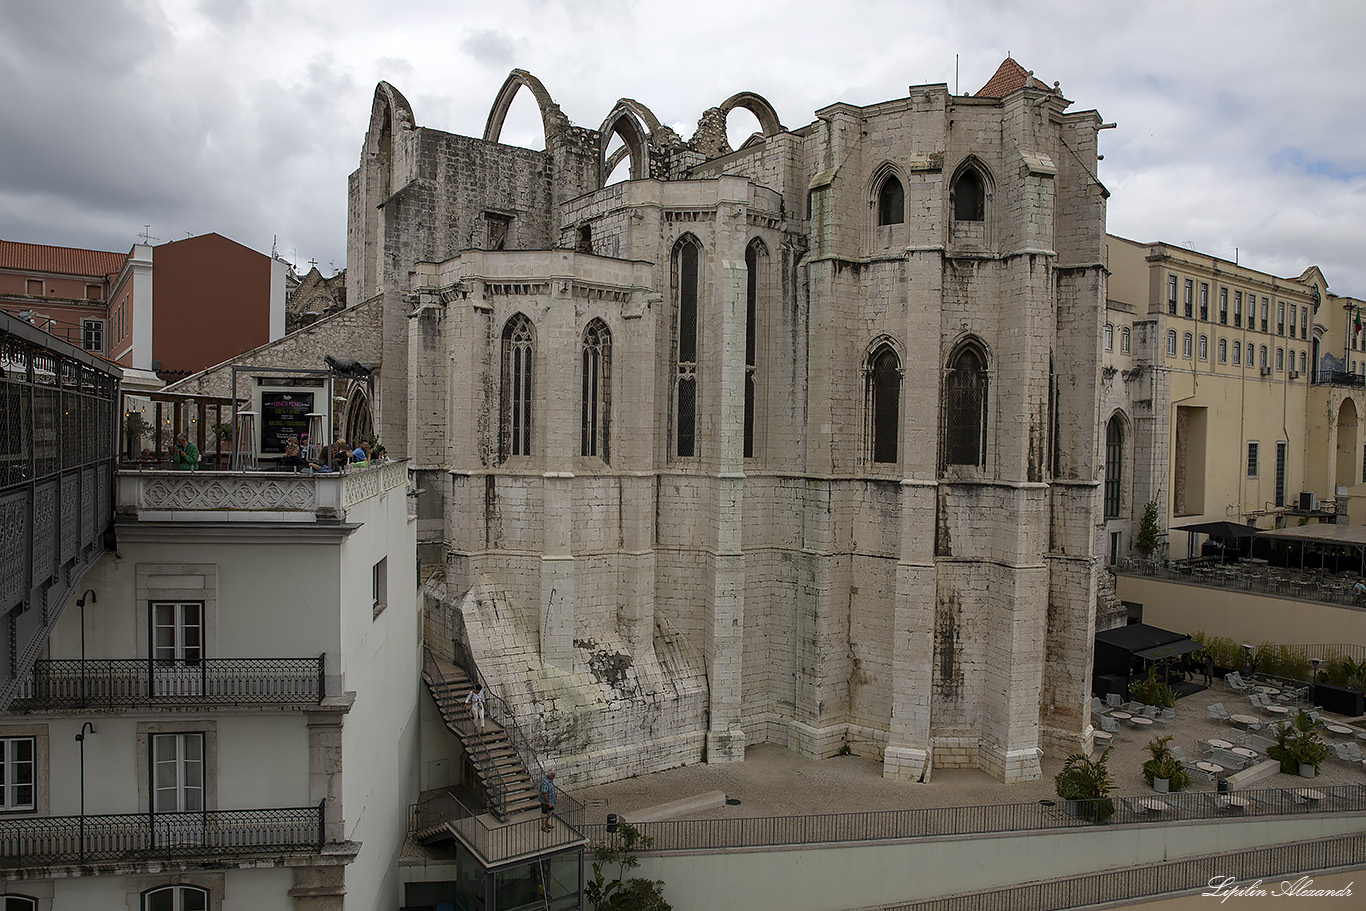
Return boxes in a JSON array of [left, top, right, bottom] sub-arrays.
[[1141, 735, 1190, 793], [1055, 748, 1115, 823], [124, 412, 150, 458], [1268, 709, 1331, 778]]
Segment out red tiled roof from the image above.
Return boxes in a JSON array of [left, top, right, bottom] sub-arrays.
[[0, 240, 127, 278], [974, 57, 1049, 99]]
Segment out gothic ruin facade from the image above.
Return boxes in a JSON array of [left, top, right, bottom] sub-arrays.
[[350, 60, 1109, 785]]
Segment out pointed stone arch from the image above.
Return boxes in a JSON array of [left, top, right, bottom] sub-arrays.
[[367, 81, 414, 156], [483, 69, 572, 152], [598, 105, 651, 183], [691, 90, 786, 159]]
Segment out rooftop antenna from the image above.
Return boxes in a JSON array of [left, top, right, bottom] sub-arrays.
[[955, 54, 959, 95], [139, 225, 159, 244], [272, 234, 278, 257]]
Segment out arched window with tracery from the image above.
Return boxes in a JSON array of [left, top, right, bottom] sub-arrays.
[[744, 240, 766, 458], [143, 885, 208, 911], [500, 313, 534, 460], [867, 343, 901, 464], [943, 341, 988, 469], [877, 173, 904, 226], [953, 167, 986, 222], [581, 319, 611, 460], [1105, 414, 1124, 519], [674, 237, 700, 457]]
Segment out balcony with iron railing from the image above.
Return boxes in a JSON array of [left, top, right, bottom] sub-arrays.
[[0, 801, 325, 869], [8, 656, 326, 712]]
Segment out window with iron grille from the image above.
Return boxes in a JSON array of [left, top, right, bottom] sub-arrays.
[[1275, 442, 1287, 507], [1168, 276, 1178, 315], [1234, 291, 1243, 327], [942, 342, 987, 468], [1261, 298, 1269, 332], [674, 238, 700, 457], [1278, 300, 1285, 335], [868, 345, 900, 464], [1105, 415, 1123, 519], [1302, 306, 1309, 339], [1184, 279, 1194, 318], [1199, 283, 1209, 321], [500, 314, 534, 459], [581, 319, 611, 460], [1219, 287, 1228, 324]]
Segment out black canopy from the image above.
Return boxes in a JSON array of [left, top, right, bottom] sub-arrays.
[[1170, 521, 1258, 540], [1094, 623, 1199, 678]]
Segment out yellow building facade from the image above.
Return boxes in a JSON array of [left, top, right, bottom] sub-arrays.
[[1102, 235, 1366, 561]]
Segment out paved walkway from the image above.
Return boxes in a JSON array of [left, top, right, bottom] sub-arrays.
[[574, 680, 1366, 821]]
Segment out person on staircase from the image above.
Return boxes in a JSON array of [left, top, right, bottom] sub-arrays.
[[465, 684, 486, 734]]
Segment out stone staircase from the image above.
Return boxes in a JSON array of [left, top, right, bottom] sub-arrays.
[[422, 654, 540, 820]]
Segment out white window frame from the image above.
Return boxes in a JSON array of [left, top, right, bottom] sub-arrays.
[[1219, 287, 1228, 324], [1234, 291, 1243, 327], [1260, 345, 1268, 368], [151, 732, 205, 816], [1218, 338, 1227, 363], [1182, 332, 1193, 359], [81, 319, 105, 353], [1167, 275, 1178, 314], [1166, 330, 1177, 357], [1120, 327, 1131, 354], [1276, 348, 1284, 371], [0, 738, 35, 812], [1232, 341, 1241, 366], [1261, 298, 1269, 332], [1198, 335, 1208, 361], [1104, 323, 1113, 350]]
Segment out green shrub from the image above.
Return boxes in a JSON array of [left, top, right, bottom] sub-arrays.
[[1135, 501, 1162, 556], [1141, 735, 1190, 791], [1267, 710, 1331, 774], [1254, 640, 1279, 676], [1055, 749, 1115, 823], [1128, 667, 1176, 708]]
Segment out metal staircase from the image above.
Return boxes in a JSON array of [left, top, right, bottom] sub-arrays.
[[422, 651, 540, 821]]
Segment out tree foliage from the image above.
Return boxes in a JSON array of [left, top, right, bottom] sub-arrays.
[[587, 822, 672, 911]]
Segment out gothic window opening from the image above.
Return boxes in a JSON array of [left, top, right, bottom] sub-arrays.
[[1105, 415, 1124, 519], [877, 174, 904, 225], [953, 168, 986, 221], [674, 238, 700, 458], [500, 314, 534, 459], [943, 341, 988, 468], [868, 344, 901, 464], [486, 213, 511, 250], [744, 240, 765, 458], [581, 319, 611, 460]]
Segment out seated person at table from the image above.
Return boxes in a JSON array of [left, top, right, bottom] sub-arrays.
[[171, 433, 200, 471], [372, 445, 388, 462], [331, 436, 350, 467], [350, 441, 371, 465], [281, 439, 303, 471]]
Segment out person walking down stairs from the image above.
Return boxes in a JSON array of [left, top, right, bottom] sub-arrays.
[[465, 684, 485, 734]]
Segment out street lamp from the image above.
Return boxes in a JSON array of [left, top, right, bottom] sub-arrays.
[[75, 590, 96, 708], [75, 722, 95, 864]]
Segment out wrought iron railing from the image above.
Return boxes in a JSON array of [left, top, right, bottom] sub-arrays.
[[409, 787, 585, 867], [425, 602, 547, 810], [9, 656, 326, 710], [1116, 558, 1366, 608], [0, 802, 325, 867], [422, 648, 513, 820], [574, 783, 1366, 852], [885, 831, 1366, 911]]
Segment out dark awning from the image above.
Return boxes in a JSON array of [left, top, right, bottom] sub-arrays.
[[1095, 622, 1199, 665], [1135, 638, 1203, 662], [1170, 521, 1258, 540]]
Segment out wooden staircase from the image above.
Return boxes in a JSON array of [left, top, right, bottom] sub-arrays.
[[423, 654, 540, 820]]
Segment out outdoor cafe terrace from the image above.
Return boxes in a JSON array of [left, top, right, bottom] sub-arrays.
[[1118, 522, 1366, 609]]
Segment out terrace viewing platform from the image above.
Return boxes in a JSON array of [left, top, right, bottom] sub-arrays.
[[115, 458, 408, 524]]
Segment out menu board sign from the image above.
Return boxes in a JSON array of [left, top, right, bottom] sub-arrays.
[[260, 392, 314, 455]]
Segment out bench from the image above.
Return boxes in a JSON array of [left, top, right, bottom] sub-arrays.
[[1224, 759, 1280, 790]]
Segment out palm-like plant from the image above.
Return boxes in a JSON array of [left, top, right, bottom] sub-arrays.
[[1055, 748, 1115, 823]]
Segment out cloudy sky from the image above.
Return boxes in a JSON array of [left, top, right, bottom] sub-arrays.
[[4, 0, 1365, 295]]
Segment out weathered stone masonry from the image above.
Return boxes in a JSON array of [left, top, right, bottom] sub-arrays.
[[350, 62, 1108, 786]]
